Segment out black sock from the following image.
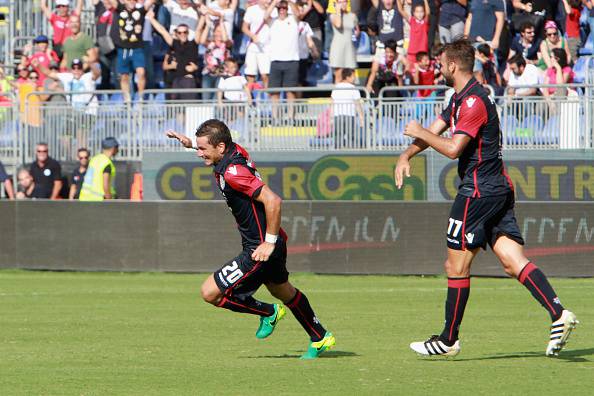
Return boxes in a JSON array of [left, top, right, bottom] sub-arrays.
[[439, 277, 470, 345], [286, 289, 327, 342], [217, 295, 275, 317], [518, 262, 564, 321]]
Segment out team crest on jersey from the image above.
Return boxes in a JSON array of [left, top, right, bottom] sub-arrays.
[[227, 165, 238, 175], [466, 97, 476, 108]]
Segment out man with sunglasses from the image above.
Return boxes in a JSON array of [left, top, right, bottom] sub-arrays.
[[29, 143, 62, 200], [508, 21, 541, 65], [40, 0, 84, 58], [69, 148, 90, 199]]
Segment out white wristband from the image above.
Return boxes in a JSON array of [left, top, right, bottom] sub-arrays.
[[265, 233, 278, 244]]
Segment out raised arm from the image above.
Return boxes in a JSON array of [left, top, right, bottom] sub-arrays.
[[289, 0, 302, 21], [144, 0, 155, 11], [147, 9, 174, 46], [165, 130, 194, 149], [264, 0, 280, 22], [397, 0, 408, 20], [74, 0, 84, 15], [40, 0, 52, 20], [424, 0, 430, 17]]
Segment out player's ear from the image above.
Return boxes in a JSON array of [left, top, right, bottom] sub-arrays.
[[217, 142, 226, 154]]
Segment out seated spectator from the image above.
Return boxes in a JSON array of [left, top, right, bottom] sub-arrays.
[[61, 16, 95, 71], [94, 0, 118, 89], [438, 0, 466, 44], [266, 0, 302, 118], [300, 0, 326, 56], [542, 48, 574, 97], [366, 39, 405, 96], [562, 0, 582, 62], [147, 9, 200, 100], [538, 21, 571, 70], [464, 0, 504, 51], [29, 143, 62, 200], [413, 51, 437, 97], [26, 35, 60, 87], [508, 22, 541, 65], [329, 0, 358, 82], [111, 0, 155, 101], [199, 15, 233, 100], [206, 0, 238, 38], [506, 53, 540, 96], [404, 0, 430, 73], [0, 160, 15, 199], [40, 0, 84, 58], [242, 0, 274, 87], [331, 68, 364, 148], [16, 168, 41, 199], [217, 59, 252, 104], [163, 0, 199, 40], [474, 44, 503, 95], [69, 148, 90, 199]]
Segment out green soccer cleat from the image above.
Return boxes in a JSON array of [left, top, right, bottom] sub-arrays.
[[256, 304, 286, 339], [300, 332, 336, 359]]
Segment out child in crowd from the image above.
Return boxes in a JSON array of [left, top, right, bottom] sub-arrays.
[[474, 44, 503, 96], [405, 0, 430, 73], [412, 51, 437, 98], [217, 58, 252, 105]]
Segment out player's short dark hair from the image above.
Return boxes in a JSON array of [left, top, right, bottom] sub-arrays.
[[415, 51, 429, 62], [520, 21, 535, 33], [341, 68, 355, 80], [196, 119, 233, 149], [508, 53, 526, 68], [384, 39, 398, 53], [443, 39, 475, 73]]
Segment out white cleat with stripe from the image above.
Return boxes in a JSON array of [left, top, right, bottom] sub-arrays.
[[410, 335, 461, 357], [546, 310, 579, 357]]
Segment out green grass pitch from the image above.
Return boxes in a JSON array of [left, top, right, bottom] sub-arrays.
[[1, 270, 592, 395]]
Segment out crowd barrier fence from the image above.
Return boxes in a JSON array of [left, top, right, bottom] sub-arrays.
[[0, 85, 591, 166]]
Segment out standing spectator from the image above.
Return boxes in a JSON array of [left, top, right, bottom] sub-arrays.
[[506, 53, 540, 96], [508, 21, 541, 65], [16, 169, 42, 199], [412, 51, 437, 97], [217, 58, 252, 104], [398, 0, 412, 49], [69, 148, 89, 199], [148, 9, 200, 100], [542, 48, 574, 96], [365, 39, 404, 95], [586, 1, 594, 51], [79, 137, 119, 201], [110, 0, 155, 102], [27, 35, 60, 87], [0, 160, 15, 199], [329, 0, 358, 82], [163, 0, 199, 40], [301, 0, 327, 56], [40, 0, 84, 58], [298, 19, 320, 88], [242, 0, 274, 87], [404, 0, 430, 72], [206, 0, 238, 38], [561, 0, 582, 62], [464, 0, 504, 51], [200, 16, 233, 100], [13, 68, 43, 136], [538, 21, 571, 70], [438, 0, 466, 44], [94, 0, 118, 89], [61, 16, 96, 70], [331, 68, 364, 148], [29, 143, 62, 200], [266, 0, 301, 118], [39, 64, 68, 140], [372, 0, 404, 50]]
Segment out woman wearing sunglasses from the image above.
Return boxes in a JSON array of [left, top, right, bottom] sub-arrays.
[[538, 20, 571, 70]]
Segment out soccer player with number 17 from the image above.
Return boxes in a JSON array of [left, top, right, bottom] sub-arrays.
[[395, 40, 578, 357], [166, 120, 335, 359]]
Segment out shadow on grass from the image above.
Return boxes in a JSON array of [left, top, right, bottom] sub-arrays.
[[427, 348, 594, 363], [244, 350, 359, 359]]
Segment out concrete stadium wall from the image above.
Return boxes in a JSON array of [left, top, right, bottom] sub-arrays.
[[1, 201, 593, 276]]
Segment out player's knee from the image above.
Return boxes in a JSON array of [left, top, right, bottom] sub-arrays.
[[200, 284, 221, 305], [443, 259, 466, 277]]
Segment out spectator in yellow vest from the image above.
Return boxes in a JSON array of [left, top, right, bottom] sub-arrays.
[[79, 137, 118, 201]]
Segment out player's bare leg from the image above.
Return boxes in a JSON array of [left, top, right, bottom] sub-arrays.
[[493, 236, 579, 356], [266, 281, 336, 359], [410, 247, 479, 357], [201, 274, 275, 317]]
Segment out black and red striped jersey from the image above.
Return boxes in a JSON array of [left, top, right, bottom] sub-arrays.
[[440, 78, 513, 198], [213, 143, 286, 250]]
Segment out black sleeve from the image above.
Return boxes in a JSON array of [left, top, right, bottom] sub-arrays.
[[103, 164, 111, 174], [51, 160, 62, 180]]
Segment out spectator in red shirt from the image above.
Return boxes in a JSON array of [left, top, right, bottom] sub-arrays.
[[26, 35, 60, 86], [40, 0, 84, 58], [404, 0, 430, 73], [412, 51, 436, 97], [562, 0, 581, 61]]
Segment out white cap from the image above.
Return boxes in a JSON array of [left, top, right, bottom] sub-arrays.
[[56, 0, 70, 6]]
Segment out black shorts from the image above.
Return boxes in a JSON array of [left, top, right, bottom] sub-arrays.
[[447, 192, 524, 250], [269, 61, 299, 88], [213, 241, 289, 296]]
